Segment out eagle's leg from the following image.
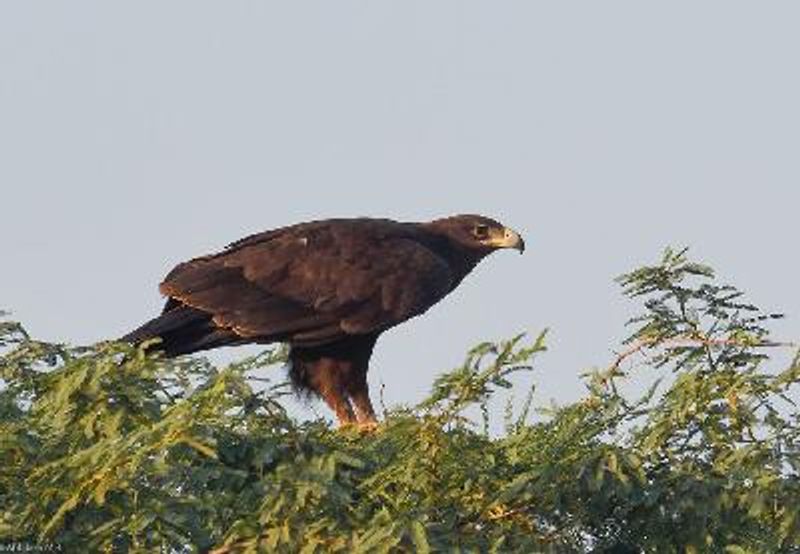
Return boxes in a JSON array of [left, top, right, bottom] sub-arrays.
[[320, 388, 357, 427], [312, 358, 357, 427], [346, 367, 377, 429], [289, 354, 356, 427], [288, 336, 378, 429], [350, 389, 376, 426], [312, 357, 376, 429]]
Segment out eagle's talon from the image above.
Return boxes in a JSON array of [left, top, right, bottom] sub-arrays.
[[357, 420, 380, 433]]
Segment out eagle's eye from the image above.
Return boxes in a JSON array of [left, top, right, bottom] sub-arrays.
[[472, 224, 490, 239]]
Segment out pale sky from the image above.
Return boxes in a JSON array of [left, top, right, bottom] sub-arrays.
[[2, 2, 798, 423]]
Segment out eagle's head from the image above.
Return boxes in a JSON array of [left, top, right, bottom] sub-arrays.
[[426, 214, 525, 255]]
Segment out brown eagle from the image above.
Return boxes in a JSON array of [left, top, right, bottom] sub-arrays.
[[123, 215, 525, 428]]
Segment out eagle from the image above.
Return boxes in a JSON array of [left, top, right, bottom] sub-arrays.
[[123, 215, 525, 428]]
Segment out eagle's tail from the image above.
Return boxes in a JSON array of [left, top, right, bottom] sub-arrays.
[[121, 305, 242, 357]]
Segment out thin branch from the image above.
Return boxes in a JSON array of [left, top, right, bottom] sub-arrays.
[[610, 335, 796, 371]]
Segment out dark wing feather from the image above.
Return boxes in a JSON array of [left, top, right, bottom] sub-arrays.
[[159, 221, 454, 345]]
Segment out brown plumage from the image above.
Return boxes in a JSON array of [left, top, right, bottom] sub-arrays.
[[123, 215, 525, 427]]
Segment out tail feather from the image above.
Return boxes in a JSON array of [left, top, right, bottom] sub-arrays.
[[121, 305, 242, 357]]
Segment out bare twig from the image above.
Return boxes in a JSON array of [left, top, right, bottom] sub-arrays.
[[610, 335, 796, 371]]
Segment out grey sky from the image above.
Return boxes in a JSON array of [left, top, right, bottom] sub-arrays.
[[2, 2, 798, 422]]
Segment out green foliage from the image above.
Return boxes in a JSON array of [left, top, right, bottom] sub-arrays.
[[1, 249, 798, 552]]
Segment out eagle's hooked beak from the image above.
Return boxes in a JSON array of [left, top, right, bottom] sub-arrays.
[[489, 227, 526, 254]]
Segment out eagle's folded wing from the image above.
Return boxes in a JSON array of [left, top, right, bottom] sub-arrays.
[[159, 223, 453, 345]]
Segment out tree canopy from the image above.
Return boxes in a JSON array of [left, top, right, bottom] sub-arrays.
[[1, 248, 798, 552]]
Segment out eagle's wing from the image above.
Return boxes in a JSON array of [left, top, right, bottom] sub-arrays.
[[159, 222, 454, 345]]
